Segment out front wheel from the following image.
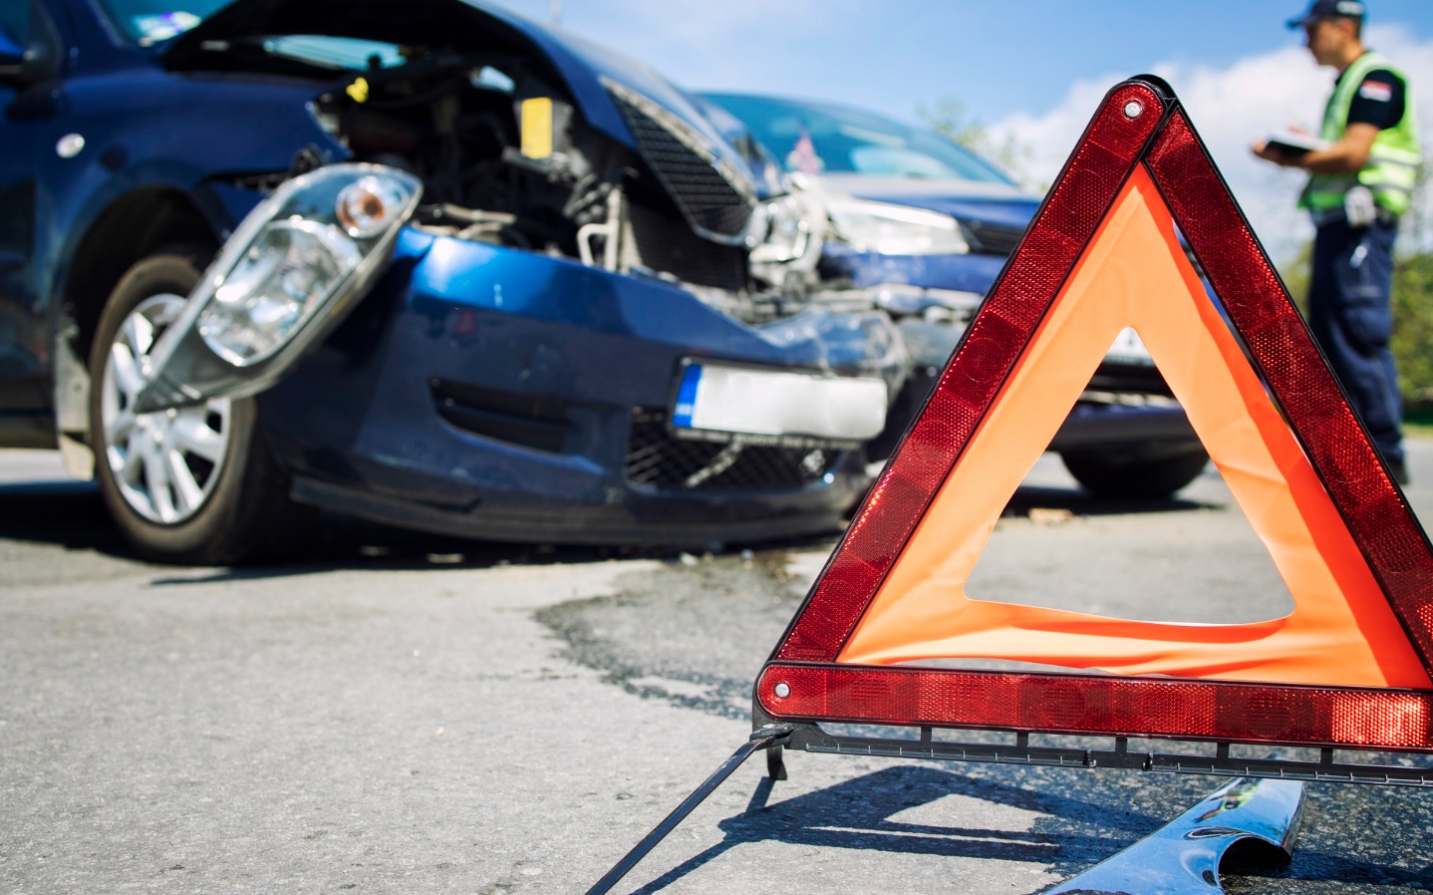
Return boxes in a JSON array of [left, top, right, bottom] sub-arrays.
[[1060, 446, 1210, 499], [89, 248, 301, 564]]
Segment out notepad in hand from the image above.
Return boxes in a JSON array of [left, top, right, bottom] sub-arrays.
[[1264, 131, 1328, 157]]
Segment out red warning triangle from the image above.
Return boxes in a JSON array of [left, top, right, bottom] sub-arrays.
[[757, 78, 1433, 751]]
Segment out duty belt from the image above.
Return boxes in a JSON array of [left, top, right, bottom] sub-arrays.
[[1310, 206, 1400, 228]]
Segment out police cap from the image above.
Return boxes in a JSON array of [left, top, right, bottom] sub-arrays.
[[1287, 0, 1366, 28]]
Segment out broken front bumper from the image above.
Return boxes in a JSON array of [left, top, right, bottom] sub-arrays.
[[254, 230, 889, 544]]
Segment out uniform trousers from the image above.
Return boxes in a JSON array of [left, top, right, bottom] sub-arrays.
[[1307, 216, 1404, 464]]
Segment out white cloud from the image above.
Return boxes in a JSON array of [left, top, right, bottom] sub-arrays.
[[991, 25, 1433, 261]]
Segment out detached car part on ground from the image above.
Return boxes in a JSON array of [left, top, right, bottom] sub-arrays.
[[700, 93, 1209, 498], [0, 0, 935, 563]]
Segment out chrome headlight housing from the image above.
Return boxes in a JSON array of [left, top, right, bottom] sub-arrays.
[[133, 164, 422, 412], [748, 176, 827, 289], [749, 194, 815, 264], [198, 217, 365, 365], [827, 198, 969, 256]]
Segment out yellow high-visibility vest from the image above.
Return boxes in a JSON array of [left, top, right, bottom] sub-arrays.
[[1302, 51, 1422, 217]]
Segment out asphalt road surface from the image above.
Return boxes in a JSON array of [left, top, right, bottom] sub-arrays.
[[3, 445, 1432, 893]]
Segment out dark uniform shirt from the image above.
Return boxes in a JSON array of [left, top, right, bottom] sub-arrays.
[[1338, 66, 1408, 130]]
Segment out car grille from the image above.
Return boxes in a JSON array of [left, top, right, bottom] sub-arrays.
[[961, 219, 1027, 256], [626, 203, 748, 291], [605, 80, 754, 242], [625, 408, 837, 492]]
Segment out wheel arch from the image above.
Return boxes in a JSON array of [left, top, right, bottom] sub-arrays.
[[60, 187, 221, 364], [51, 188, 223, 476]]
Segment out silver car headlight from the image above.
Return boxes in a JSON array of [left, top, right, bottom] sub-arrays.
[[749, 194, 814, 264], [198, 218, 365, 365], [133, 164, 422, 412], [748, 179, 827, 289], [827, 198, 969, 256]]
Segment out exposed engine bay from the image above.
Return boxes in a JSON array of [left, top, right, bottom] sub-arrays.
[[300, 47, 839, 318], [187, 31, 973, 330]]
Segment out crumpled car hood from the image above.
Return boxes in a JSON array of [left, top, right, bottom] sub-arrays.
[[163, 0, 755, 185]]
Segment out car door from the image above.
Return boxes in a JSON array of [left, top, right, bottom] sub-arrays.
[[0, 0, 62, 427]]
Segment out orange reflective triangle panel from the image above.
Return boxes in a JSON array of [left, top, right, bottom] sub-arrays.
[[757, 79, 1433, 751]]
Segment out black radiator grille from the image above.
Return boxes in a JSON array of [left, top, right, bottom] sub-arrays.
[[961, 219, 1027, 256], [624, 408, 837, 492], [627, 203, 748, 291], [606, 82, 753, 241]]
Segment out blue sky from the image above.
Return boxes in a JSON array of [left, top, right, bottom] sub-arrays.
[[489, 0, 1433, 127]]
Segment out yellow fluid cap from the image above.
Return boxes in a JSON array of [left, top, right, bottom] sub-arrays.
[[521, 97, 554, 159]]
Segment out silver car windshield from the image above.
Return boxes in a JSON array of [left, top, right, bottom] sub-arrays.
[[702, 93, 1014, 185], [94, 0, 231, 44], [94, 0, 405, 69]]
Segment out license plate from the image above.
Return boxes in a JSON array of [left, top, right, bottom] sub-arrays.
[[671, 362, 888, 445]]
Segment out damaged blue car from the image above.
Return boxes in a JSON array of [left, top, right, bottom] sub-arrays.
[[0, 0, 934, 562]]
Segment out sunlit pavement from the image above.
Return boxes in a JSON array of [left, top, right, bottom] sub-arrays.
[[2, 445, 1432, 893]]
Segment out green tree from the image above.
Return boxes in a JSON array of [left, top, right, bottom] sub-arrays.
[[1278, 241, 1313, 317], [919, 97, 1038, 190], [1280, 242, 1433, 403], [1392, 251, 1433, 402]]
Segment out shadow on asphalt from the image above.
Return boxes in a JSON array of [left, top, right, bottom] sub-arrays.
[[0, 471, 1214, 579], [0, 477, 829, 576], [623, 764, 1166, 894], [1003, 484, 1213, 518], [0, 480, 133, 556], [1235, 850, 1433, 891], [622, 763, 1423, 894]]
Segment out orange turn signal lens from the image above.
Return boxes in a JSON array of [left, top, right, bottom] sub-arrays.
[[335, 176, 404, 238]]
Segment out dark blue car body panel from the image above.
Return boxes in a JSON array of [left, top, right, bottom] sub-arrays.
[[2, 0, 862, 542], [1, 0, 338, 417], [259, 231, 865, 541]]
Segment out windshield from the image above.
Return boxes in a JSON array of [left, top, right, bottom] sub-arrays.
[[700, 93, 1014, 185], [96, 0, 230, 44], [95, 0, 406, 68]]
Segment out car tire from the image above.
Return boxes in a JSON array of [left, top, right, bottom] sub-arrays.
[[1060, 446, 1210, 499], [88, 246, 301, 564]]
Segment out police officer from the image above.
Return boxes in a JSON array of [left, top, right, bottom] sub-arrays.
[[1254, 0, 1421, 484]]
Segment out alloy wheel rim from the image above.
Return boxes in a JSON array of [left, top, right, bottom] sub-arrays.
[[100, 294, 233, 525]]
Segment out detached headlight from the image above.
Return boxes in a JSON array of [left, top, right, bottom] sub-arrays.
[[199, 219, 364, 365], [827, 198, 969, 256], [133, 164, 422, 412]]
